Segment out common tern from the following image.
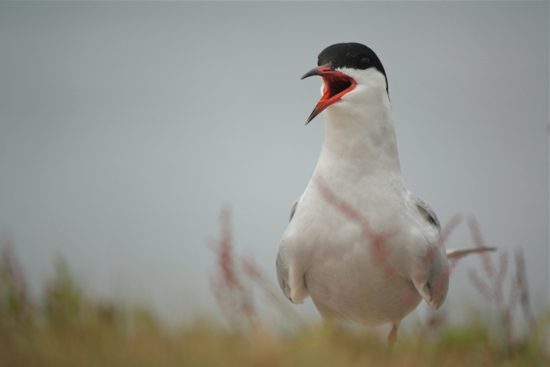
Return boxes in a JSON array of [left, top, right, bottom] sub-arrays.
[[276, 42, 494, 344]]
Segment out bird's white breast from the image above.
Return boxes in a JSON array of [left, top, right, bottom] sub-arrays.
[[283, 173, 426, 325]]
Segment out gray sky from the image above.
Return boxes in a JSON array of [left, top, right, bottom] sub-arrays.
[[0, 2, 548, 324]]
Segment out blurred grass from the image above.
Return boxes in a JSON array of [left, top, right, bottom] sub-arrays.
[[1, 245, 549, 366]]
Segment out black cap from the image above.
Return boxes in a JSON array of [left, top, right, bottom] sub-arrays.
[[317, 42, 388, 92]]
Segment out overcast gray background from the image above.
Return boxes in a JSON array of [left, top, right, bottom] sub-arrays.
[[0, 2, 548, 324]]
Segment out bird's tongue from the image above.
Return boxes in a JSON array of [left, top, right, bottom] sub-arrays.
[[305, 68, 356, 124]]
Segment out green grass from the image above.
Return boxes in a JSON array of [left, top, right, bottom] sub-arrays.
[[1, 247, 548, 367], [2, 316, 549, 367]]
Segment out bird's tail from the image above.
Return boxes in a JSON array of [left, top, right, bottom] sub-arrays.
[[446, 247, 496, 260]]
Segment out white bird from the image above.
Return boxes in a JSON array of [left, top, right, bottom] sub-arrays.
[[276, 42, 494, 344]]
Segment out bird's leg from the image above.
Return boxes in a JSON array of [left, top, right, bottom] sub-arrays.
[[387, 322, 399, 346]]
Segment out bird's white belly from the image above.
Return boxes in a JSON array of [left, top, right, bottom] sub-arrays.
[[289, 183, 422, 325], [305, 244, 421, 325]]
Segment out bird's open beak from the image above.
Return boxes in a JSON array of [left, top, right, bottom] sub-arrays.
[[301, 66, 356, 124]]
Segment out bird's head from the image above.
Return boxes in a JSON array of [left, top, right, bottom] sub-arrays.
[[302, 42, 388, 124]]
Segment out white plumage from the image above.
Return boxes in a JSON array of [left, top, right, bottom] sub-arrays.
[[276, 43, 494, 343]]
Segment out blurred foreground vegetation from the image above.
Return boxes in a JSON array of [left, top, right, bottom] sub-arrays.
[[1, 241, 549, 367]]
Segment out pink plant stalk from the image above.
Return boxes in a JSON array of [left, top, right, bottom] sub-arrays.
[[210, 207, 256, 328], [467, 218, 520, 347], [514, 250, 535, 329]]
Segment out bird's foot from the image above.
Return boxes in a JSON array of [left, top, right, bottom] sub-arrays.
[[387, 322, 399, 347]]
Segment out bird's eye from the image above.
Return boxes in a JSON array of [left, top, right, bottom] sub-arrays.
[[360, 57, 371, 66]]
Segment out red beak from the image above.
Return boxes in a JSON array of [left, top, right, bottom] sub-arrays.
[[301, 66, 357, 124]]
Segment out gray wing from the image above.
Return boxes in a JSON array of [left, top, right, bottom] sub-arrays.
[[275, 199, 300, 299], [407, 191, 447, 307], [276, 198, 308, 304], [409, 192, 441, 231], [277, 200, 298, 301], [289, 200, 298, 222], [407, 192, 497, 260], [276, 250, 291, 301]]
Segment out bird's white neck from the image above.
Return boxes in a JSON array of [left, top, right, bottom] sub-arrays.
[[316, 87, 402, 181]]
